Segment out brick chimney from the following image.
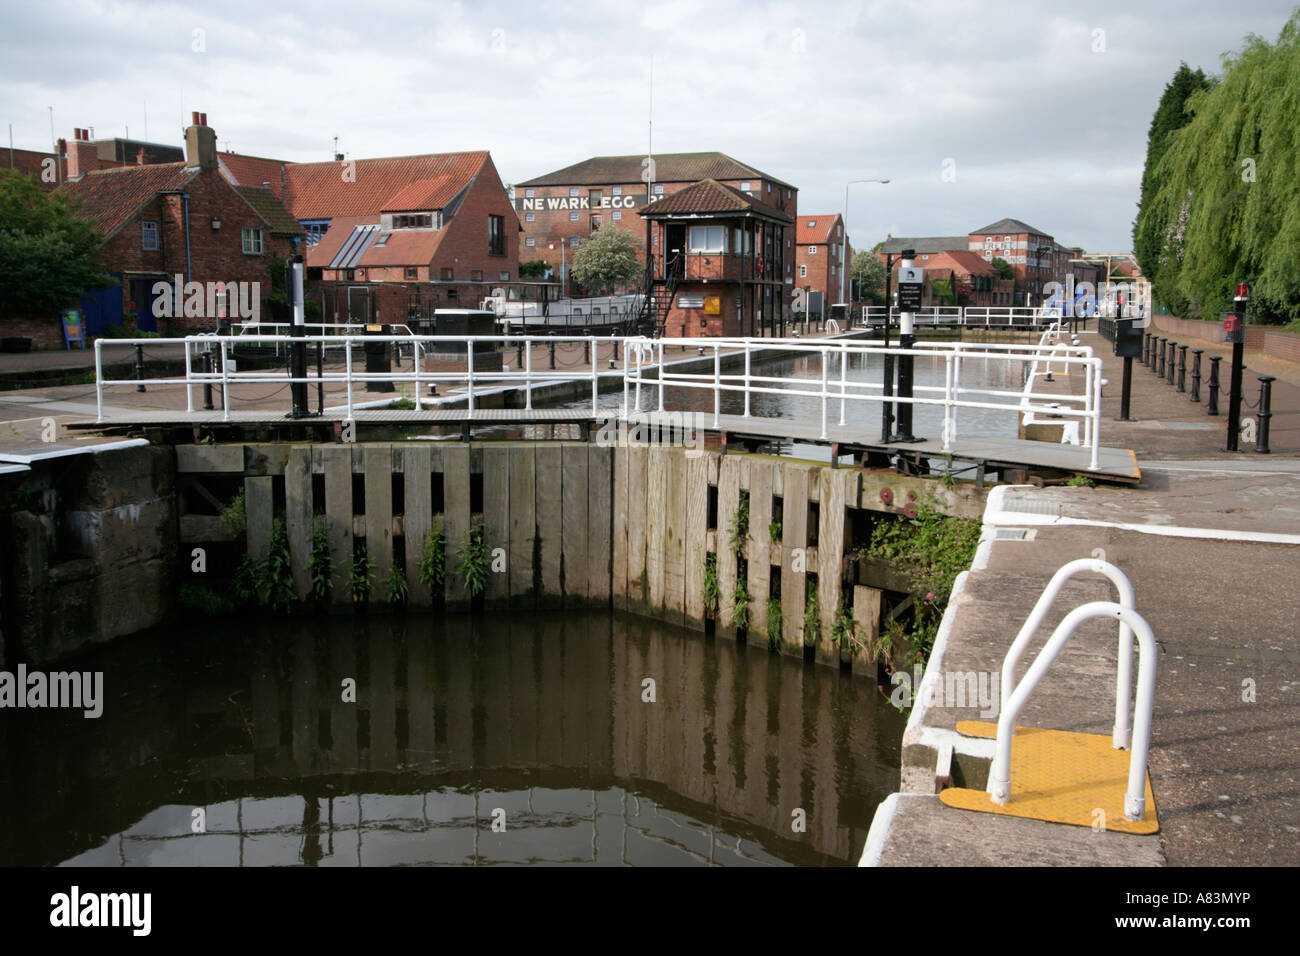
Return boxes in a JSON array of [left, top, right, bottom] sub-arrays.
[[66, 128, 100, 179], [184, 112, 217, 171]]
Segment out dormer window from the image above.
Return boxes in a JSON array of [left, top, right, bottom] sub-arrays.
[[393, 213, 433, 229]]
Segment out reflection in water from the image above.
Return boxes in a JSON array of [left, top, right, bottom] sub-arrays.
[[0, 612, 904, 867]]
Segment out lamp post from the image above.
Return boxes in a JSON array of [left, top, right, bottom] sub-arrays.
[[841, 177, 890, 308], [548, 241, 568, 331]]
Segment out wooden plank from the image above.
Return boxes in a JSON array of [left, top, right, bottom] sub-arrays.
[[560, 444, 589, 605], [245, 475, 273, 561], [816, 467, 849, 666], [175, 444, 243, 473], [442, 444, 471, 608], [507, 444, 537, 608], [780, 462, 810, 657], [625, 443, 648, 607], [534, 445, 564, 608], [364, 445, 394, 607], [482, 445, 510, 608], [321, 445, 354, 606], [715, 455, 742, 638], [644, 446, 667, 615], [612, 445, 630, 609], [661, 448, 687, 624], [587, 444, 613, 605], [747, 459, 774, 643], [285, 446, 313, 600], [852, 585, 884, 676], [403, 444, 433, 607], [682, 452, 710, 629]]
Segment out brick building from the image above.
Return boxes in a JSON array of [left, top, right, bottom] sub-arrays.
[[793, 214, 852, 308], [54, 115, 301, 341], [514, 152, 797, 296], [638, 179, 794, 337], [890, 250, 1012, 307]]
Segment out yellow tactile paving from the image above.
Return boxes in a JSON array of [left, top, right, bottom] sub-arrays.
[[938, 720, 1159, 835]]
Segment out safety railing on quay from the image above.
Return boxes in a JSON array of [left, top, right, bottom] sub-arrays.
[[93, 331, 1104, 470], [857, 305, 1056, 327], [619, 333, 1103, 470]]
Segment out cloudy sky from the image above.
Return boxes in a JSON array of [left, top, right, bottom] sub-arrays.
[[3, 0, 1296, 253]]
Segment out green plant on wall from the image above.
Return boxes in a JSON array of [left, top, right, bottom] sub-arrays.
[[733, 578, 750, 630], [831, 597, 857, 652], [308, 517, 332, 602], [233, 553, 259, 606], [418, 517, 447, 593], [457, 521, 491, 597], [220, 488, 247, 536], [766, 596, 782, 649], [351, 546, 374, 603], [803, 580, 820, 647], [768, 520, 782, 544], [263, 518, 296, 614], [702, 550, 720, 614], [728, 491, 750, 560], [386, 561, 408, 605]]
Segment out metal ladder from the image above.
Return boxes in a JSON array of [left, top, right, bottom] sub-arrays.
[[988, 558, 1158, 822]]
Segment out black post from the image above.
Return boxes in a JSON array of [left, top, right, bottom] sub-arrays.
[[894, 249, 917, 442], [1144, 332, 1152, 367], [1157, 338, 1167, 377], [1207, 355, 1221, 416], [135, 344, 146, 392], [549, 340, 556, 370], [1118, 355, 1134, 421], [516, 341, 524, 369], [1226, 338, 1245, 451], [288, 255, 310, 416], [881, 253, 895, 443], [1167, 341, 1177, 385], [202, 350, 214, 410], [1177, 345, 1187, 392], [1190, 349, 1203, 403], [1257, 376, 1275, 454], [583, 339, 590, 364], [316, 341, 324, 414]]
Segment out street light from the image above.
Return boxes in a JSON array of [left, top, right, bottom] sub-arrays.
[[842, 177, 890, 307]]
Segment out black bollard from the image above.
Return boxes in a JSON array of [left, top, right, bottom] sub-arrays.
[[1207, 356, 1221, 415], [549, 341, 556, 370], [1256, 376, 1275, 453], [202, 350, 214, 410], [1177, 345, 1187, 392], [516, 341, 524, 368], [1167, 341, 1177, 385], [1190, 349, 1203, 403], [135, 344, 147, 392], [1158, 338, 1167, 377], [583, 339, 590, 364], [1143, 332, 1152, 368]]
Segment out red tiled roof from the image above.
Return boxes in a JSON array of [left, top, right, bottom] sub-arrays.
[[218, 153, 288, 198], [58, 162, 197, 238], [638, 179, 793, 222], [908, 249, 999, 276], [358, 229, 447, 267], [797, 215, 839, 244], [283, 151, 488, 220], [381, 175, 459, 212], [305, 215, 374, 268]]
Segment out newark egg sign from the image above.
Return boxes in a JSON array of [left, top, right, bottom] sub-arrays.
[[515, 194, 650, 212]]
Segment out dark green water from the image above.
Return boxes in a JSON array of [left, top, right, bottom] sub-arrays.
[[0, 611, 904, 866]]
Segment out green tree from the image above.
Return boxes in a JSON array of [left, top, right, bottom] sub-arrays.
[[0, 170, 113, 321], [1143, 13, 1300, 325], [519, 259, 551, 278], [990, 257, 1014, 281], [569, 225, 642, 294], [850, 250, 887, 303], [1132, 62, 1213, 316]]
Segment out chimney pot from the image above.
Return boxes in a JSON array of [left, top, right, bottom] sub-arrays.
[[192, 112, 201, 125]]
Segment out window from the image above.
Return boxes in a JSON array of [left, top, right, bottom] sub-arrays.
[[612, 210, 622, 221], [800, 265, 807, 278], [807, 220, 816, 228], [141, 220, 158, 251], [740, 181, 751, 191], [446, 288, 458, 301], [588, 189, 602, 204], [590, 214, 601, 231], [525, 211, 535, 222], [471, 269, 483, 281], [612, 185, 622, 195], [688, 225, 727, 252], [303, 220, 330, 245], [489, 214, 505, 255], [241, 227, 264, 255], [808, 245, 816, 255], [569, 187, 579, 198], [525, 188, 535, 198], [440, 267, 453, 281], [499, 271, 510, 281], [569, 211, 579, 222], [405, 267, 417, 279], [653, 184, 664, 195], [570, 237, 579, 247], [393, 213, 433, 229], [525, 236, 536, 247]]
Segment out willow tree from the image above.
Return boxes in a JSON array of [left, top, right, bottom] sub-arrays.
[[1143, 12, 1300, 324]]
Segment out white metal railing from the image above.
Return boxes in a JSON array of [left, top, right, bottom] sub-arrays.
[[858, 305, 1051, 328], [93, 331, 1105, 469], [620, 334, 1103, 469], [988, 559, 1157, 822]]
